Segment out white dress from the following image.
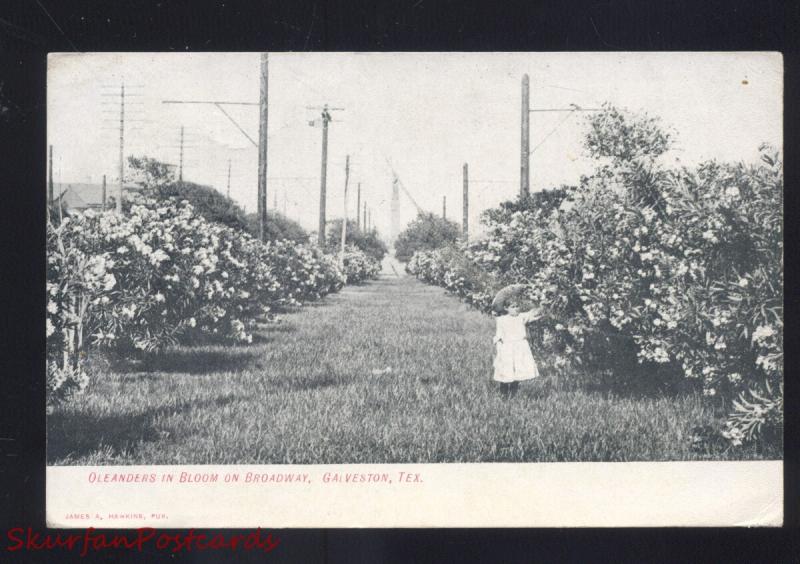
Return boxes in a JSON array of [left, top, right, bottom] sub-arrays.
[[493, 310, 540, 383]]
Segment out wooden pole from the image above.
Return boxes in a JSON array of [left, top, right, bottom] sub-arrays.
[[117, 82, 125, 214], [463, 163, 469, 239], [257, 52, 269, 242], [356, 182, 361, 231], [339, 155, 350, 265], [101, 174, 107, 210], [318, 105, 330, 246], [521, 74, 530, 197], [442, 195, 446, 219], [363, 200, 367, 232]]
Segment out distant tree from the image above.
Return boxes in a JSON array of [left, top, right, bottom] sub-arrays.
[[394, 212, 461, 262], [127, 155, 176, 191], [325, 219, 388, 261]]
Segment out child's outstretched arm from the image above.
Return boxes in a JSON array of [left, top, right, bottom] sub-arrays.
[[521, 308, 545, 323]]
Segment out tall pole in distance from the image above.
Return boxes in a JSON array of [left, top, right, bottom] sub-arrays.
[[443, 195, 446, 219], [118, 82, 125, 214], [318, 105, 331, 246], [521, 74, 530, 197], [257, 52, 269, 242], [462, 162, 469, 239], [356, 182, 361, 230], [226, 159, 231, 198], [179, 125, 184, 182], [339, 155, 350, 265], [363, 200, 367, 232], [102, 174, 107, 210], [48, 145, 54, 208]]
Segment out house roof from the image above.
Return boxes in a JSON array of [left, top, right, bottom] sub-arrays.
[[53, 182, 139, 210]]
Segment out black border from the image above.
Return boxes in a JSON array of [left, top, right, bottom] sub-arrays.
[[1, 0, 797, 561]]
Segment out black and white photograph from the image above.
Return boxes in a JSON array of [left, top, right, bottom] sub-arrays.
[[43, 51, 783, 527]]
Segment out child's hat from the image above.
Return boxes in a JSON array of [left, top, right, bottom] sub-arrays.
[[491, 283, 529, 313]]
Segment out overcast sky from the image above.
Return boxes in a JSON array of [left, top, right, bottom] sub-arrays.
[[48, 52, 782, 236]]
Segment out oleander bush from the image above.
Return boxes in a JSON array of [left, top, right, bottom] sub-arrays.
[[46, 196, 347, 405], [340, 245, 382, 284], [408, 104, 783, 448]]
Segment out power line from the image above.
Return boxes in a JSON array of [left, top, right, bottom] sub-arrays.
[[530, 109, 578, 155]]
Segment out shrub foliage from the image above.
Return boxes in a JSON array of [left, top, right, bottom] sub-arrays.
[[408, 105, 783, 448]]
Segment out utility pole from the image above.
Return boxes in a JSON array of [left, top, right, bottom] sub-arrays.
[[307, 104, 344, 246], [179, 125, 184, 182], [442, 195, 446, 219], [340, 155, 350, 265], [226, 159, 231, 198], [363, 200, 367, 232], [521, 74, 530, 197], [102, 174, 107, 210], [118, 81, 125, 214], [317, 106, 331, 246], [257, 52, 269, 242], [356, 182, 361, 231], [48, 145, 54, 208], [463, 163, 469, 239]]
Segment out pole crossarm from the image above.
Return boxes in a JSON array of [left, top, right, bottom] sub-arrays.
[[530, 106, 602, 112], [163, 100, 259, 106]]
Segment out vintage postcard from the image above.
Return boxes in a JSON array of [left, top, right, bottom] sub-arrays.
[[46, 52, 783, 527]]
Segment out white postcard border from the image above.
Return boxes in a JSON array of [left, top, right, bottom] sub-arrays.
[[47, 461, 782, 528]]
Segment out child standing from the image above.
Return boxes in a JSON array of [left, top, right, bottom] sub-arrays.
[[492, 297, 544, 398]]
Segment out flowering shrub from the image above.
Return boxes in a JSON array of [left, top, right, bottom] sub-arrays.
[[408, 105, 783, 448], [46, 197, 349, 404], [408, 246, 499, 312], [340, 245, 381, 284], [47, 218, 116, 403]]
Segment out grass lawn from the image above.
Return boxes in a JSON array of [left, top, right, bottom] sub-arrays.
[[48, 273, 778, 465]]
